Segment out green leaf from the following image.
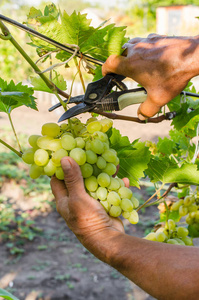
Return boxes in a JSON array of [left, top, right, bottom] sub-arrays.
[[188, 224, 199, 238], [31, 71, 67, 93], [156, 137, 177, 156], [0, 288, 20, 300], [146, 158, 199, 185], [159, 211, 180, 223], [108, 129, 151, 187], [171, 103, 199, 131]]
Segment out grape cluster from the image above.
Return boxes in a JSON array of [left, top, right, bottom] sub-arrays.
[[144, 219, 193, 246], [22, 117, 139, 224]]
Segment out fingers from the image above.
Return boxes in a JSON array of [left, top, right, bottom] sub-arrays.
[[122, 177, 130, 188], [102, 54, 127, 76], [61, 156, 86, 197], [137, 94, 162, 119], [50, 176, 68, 200]]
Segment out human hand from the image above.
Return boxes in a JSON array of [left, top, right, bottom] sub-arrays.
[[50, 157, 127, 259], [102, 34, 199, 119]]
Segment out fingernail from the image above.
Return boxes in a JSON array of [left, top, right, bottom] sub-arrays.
[[138, 114, 147, 121], [61, 158, 71, 171]]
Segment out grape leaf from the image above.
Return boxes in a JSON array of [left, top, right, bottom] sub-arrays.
[[188, 224, 199, 238], [171, 103, 199, 131], [146, 158, 199, 185], [159, 211, 180, 223], [31, 71, 67, 93], [0, 288, 20, 300], [108, 129, 151, 187], [0, 78, 37, 113]]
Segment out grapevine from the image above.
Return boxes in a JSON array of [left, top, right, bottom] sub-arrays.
[[0, 3, 199, 244]]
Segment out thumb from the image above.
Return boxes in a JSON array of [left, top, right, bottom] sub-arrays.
[[137, 93, 162, 119], [61, 157, 86, 197]]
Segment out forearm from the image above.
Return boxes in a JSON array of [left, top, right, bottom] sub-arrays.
[[83, 230, 199, 300]]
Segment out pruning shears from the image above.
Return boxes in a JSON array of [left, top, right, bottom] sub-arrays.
[[1, 14, 199, 122]]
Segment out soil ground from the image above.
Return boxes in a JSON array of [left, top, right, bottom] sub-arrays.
[[0, 97, 180, 300]]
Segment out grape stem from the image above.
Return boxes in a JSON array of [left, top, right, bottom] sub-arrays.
[[8, 113, 23, 153], [94, 110, 176, 123], [137, 183, 165, 212], [0, 139, 22, 157]]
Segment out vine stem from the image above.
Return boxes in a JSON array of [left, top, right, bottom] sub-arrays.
[[8, 113, 23, 153], [74, 57, 86, 93], [0, 20, 70, 103], [0, 139, 22, 157], [137, 183, 165, 212]]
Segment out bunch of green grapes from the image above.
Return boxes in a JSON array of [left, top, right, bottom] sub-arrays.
[[144, 219, 193, 246], [22, 117, 139, 224]]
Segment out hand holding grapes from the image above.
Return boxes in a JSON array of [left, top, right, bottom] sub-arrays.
[[50, 156, 125, 258], [102, 34, 199, 119]]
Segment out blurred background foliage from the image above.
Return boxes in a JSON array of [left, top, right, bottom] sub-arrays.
[[0, 0, 199, 81]]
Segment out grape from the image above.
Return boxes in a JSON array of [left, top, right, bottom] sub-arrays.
[[60, 123, 68, 131], [93, 131, 108, 142], [188, 204, 198, 212], [107, 191, 121, 206], [69, 148, 86, 166], [177, 227, 189, 238], [34, 149, 49, 166], [85, 140, 91, 150], [22, 148, 35, 164], [102, 163, 117, 176], [128, 210, 139, 224], [37, 136, 53, 149], [130, 196, 139, 209], [47, 139, 62, 151], [52, 149, 68, 166], [155, 231, 167, 242], [97, 173, 111, 187], [29, 164, 43, 179], [113, 156, 120, 166], [56, 167, 65, 180], [117, 178, 125, 188], [44, 159, 57, 177], [96, 156, 106, 169], [121, 198, 134, 212], [107, 177, 120, 191], [144, 232, 156, 241], [96, 187, 108, 201], [41, 122, 60, 137], [89, 191, 98, 200], [61, 135, 76, 150], [167, 219, 176, 231], [100, 200, 110, 212], [90, 139, 104, 155], [122, 211, 131, 219], [92, 164, 101, 177], [80, 163, 93, 178], [86, 117, 97, 124], [85, 176, 98, 192], [87, 120, 102, 133], [75, 137, 85, 149], [99, 118, 113, 132], [118, 187, 132, 199], [167, 239, 179, 245], [181, 237, 193, 246], [179, 205, 189, 217], [173, 238, 185, 246], [171, 200, 184, 211], [184, 195, 195, 206], [86, 150, 98, 164], [109, 205, 122, 217], [102, 149, 117, 163], [28, 135, 41, 148]]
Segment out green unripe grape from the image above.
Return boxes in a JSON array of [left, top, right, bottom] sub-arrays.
[[103, 142, 109, 151], [167, 239, 179, 245], [122, 211, 131, 219], [185, 214, 194, 225], [52, 149, 68, 166], [85, 176, 98, 192], [41, 122, 60, 137], [188, 204, 198, 212], [69, 148, 86, 166], [34, 149, 49, 166], [90, 139, 104, 155], [177, 227, 189, 238], [173, 238, 185, 246], [107, 177, 120, 191], [44, 159, 57, 177], [60, 123, 68, 131], [155, 231, 167, 242], [55, 167, 64, 180], [93, 131, 108, 142], [167, 219, 176, 231], [96, 156, 107, 169], [118, 187, 133, 199], [128, 210, 139, 224], [22, 148, 35, 164], [195, 211, 199, 222], [184, 195, 195, 206], [99, 118, 113, 132], [121, 198, 134, 212], [80, 163, 93, 178], [171, 200, 184, 211], [117, 178, 125, 187], [96, 187, 108, 201], [113, 157, 120, 166], [47, 139, 62, 151], [181, 237, 193, 246], [89, 191, 98, 199], [109, 205, 122, 217], [130, 196, 139, 209], [179, 205, 189, 217], [29, 164, 43, 179], [102, 149, 117, 163], [97, 173, 111, 187], [86, 117, 97, 124], [86, 150, 98, 164], [85, 140, 91, 150], [37, 136, 53, 149], [87, 120, 102, 133], [62, 132, 73, 137], [75, 137, 85, 149], [144, 232, 157, 242], [61, 135, 76, 151], [100, 200, 110, 212], [28, 135, 41, 148], [102, 163, 117, 176], [107, 191, 121, 206], [92, 164, 101, 177]]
